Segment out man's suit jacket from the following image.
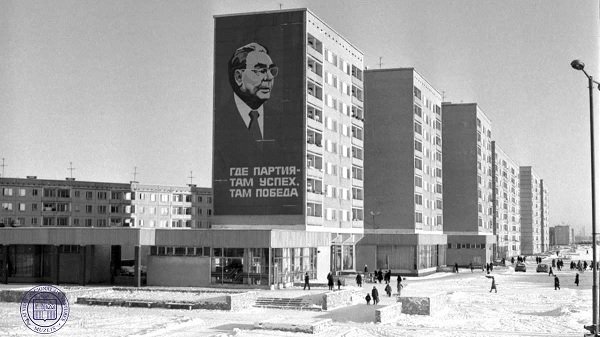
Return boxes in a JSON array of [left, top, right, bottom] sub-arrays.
[[213, 96, 303, 215]]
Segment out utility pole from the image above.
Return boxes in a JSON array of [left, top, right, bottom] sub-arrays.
[[378, 57, 383, 69]]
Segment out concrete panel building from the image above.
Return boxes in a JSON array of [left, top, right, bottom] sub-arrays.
[[552, 225, 572, 246], [442, 103, 495, 266], [211, 8, 364, 284], [357, 68, 446, 276], [519, 166, 543, 255], [540, 179, 550, 251], [491, 142, 521, 258]]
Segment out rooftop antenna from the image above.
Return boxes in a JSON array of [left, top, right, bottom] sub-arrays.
[[0, 158, 6, 178], [68, 162, 76, 179], [378, 57, 383, 69], [188, 170, 195, 185], [442, 91, 446, 101], [132, 166, 139, 183], [279, 3, 282, 9]]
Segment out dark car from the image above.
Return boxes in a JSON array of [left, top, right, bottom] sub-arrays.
[[515, 262, 527, 272], [536, 263, 549, 273]]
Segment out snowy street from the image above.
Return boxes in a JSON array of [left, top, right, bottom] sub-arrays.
[[0, 248, 596, 337]]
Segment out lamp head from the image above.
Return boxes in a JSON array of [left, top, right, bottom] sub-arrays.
[[571, 59, 585, 71]]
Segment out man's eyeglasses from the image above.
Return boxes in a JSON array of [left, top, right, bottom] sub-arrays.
[[247, 65, 279, 78]]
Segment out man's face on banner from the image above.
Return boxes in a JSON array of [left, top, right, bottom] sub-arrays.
[[235, 50, 278, 102]]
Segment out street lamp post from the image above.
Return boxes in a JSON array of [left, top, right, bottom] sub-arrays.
[[571, 59, 600, 336]]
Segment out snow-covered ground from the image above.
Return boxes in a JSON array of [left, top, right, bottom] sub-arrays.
[[0, 247, 597, 337]]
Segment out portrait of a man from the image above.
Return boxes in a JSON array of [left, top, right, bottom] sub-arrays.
[[213, 17, 305, 215]]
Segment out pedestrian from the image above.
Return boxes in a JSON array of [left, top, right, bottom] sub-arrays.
[[371, 286, 379, 305], [490, 263, 494, 272], [385, 270, 391, 284], [365, 293, 371, 305], [549, 266, 553, 276], [554, 275, 560, 290], [584, 261, 588, 270], [552, 259, 555, 268], [377, 270, 383, 283], [364, 264, 368, 274], [327, 272, 334, 291], [303, 272, 310, 290], [489, 276, 497, 293], [356, 273, 362, 287], [337, 278, 342, 290], [575, 273, 580, 287], [397, 276, 404, 296], [486, 263, 490, 274], [469, 262, 474, 273], [454, 262, 459, 273], [385, 283, 392, 297], [511, 256, 515, 264]]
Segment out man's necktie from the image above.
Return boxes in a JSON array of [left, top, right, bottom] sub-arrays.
[[248, 110, 262, 141]]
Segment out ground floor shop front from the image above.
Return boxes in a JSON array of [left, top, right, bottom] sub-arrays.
[[0, 227, 360, 288], [355, 232, 447, 276]]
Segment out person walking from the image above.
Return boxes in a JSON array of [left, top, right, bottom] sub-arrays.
[[549, 266, 554, 276], [377, 270, 383, 283], [511, 256, 515, 264], [489, 276, 497, 293], [385, 270, 392, 284], [365, 293, 371, 305], [454, 262, 459, 273], [371, 286, 379, 305], [327, 272, 334, 291], [356, 273, 362, 287], [469, 262, 474, 273], [554, 275, 560, 290], [385, 283, 392, 297], [575, 273, 580, 287], [303, 272, 310, 290], [337, 278, 342, 291], [397, 276, 404, 296]]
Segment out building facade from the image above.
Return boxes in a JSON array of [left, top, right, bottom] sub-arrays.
[[491, 142, 521, 258], [552, 225, 572, 246], [357, 68, 447, 276], [540, 179, 549, 251], [519, 166, 544, 255], [211, 8, 364, 284], [442, 103, 495, 266]]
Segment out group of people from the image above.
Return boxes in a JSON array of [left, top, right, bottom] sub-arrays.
[[365, 274, 405, 305]]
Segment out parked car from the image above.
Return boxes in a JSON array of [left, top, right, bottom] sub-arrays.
[[536, 263, 549, 273], [492, 259, 505, 266], [515, 262, 527, 272]]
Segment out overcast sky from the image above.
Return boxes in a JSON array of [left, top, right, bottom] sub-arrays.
[[1, 0, 598, 233]]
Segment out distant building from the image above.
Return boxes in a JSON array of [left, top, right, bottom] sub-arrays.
[[357, 68, 446, 276], [519, 166, 544, 254], [540, 180, 549, 251], [553, 225, 572, 246], [491, 142, 521, 258], [442, 103, 495, 266]]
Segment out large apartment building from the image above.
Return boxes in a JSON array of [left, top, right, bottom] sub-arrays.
[[491, 142, 521, 258], [211, 8, 364, 283], [519, 166, 545, 255], [540, 179, 550, 251], [357, 68, 446, 276], [442, 103, 495, 266]]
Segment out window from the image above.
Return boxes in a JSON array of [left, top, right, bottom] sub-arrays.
[[307, 80, 323, 100], [74, 190, 80, 198], [110, 205, 120, 213], [351, 85, 363, 102], [415, 212, 423, 223], [413, 87, 422, 100], [98, 205, 107, 214], [19, 189, 26, 197], [307, 105, 322, 123], [57, 189, 70, 198], [307, 34, 322, 53], [2, 203, 12, 211], [414, 140, 423, 152], [2, 188, 13, 196], [415, 194, 423, 205], [307, 56, 322, 77], [18, 203, 26, 211], [352, 187, 363, 200], [351, 65, 363, 81], [414, 122, 422, 135], [85, 205, 93, 213], [307, 202, 322, 217], [352, 208, 364, 221], [111, 192, 121, 200], [352, 166, 363, 181], [415, 157, 423, 170], [436, 200, 443, 209], [352, 146, 363, 160], [97, 191, 107, 200], [31, 203, 38, 211], [415, 175, 423, 187], [412, 105, 422, 119], [97, 219, 107, 227], [351, 126, 363, 140], [86, 191, 93, 200]]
